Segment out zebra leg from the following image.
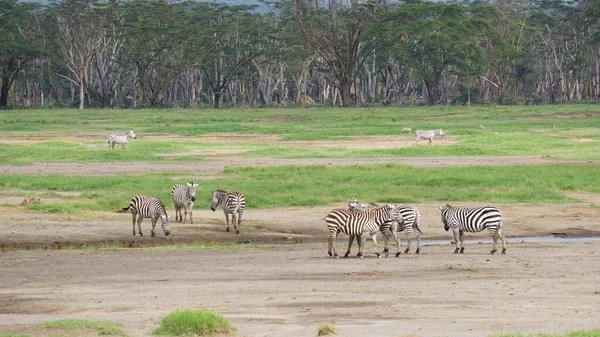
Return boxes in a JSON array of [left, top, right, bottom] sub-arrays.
[[328, 231, 340, 258], [223, 211, 230, 231], [237, 211, 243, 234], [183, 205, 188, 224], [459, 230, 465, 253], [136, 215, 144, 236], [356, 234, 366, 259], [151, 217, 157, 238], [233, 213, 240, 234], [344, 235, 354, 258], [452, 228, 460, 253], [499, 230, 507, 255], [131, 213, 137, 236], [404, 230, 412, 254], [428, 137, 432, 145], [189, 203, 194, 224], [415, 228, 421, 254]]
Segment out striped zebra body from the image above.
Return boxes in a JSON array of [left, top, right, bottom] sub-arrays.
[[415, 129, 443, 145], [108, 130, 136, 150], [439, 204, 506, 254], [210, 189, 246, 234], [324, 204, 402, 259], [349, 198, 422, 256], [172, 182, 198, 224], [120, 196, 170, 237]]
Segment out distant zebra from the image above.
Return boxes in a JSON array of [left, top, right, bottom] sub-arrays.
[[349, 198, 422, 256], [108, 130, 136, 150], [324, 204, 402, 259], [479, 124, 486, 130], [415, 129, 444, 145], [172, 182, 198, 224], [210, 189, 246, 234], [401, 127, 412, 134], [119, 196, 170, 237], [439, 204, 506, 254]]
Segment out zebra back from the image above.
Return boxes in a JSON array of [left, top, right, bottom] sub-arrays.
[[211, 189, 245, 214], [172, 182, 198, 206], [325, 204, 401, 236], [439, 204, 502, 233], [122, 195, 167, 218]]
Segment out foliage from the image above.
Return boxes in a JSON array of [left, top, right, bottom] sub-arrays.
[[153, 309, 234, 336], [317, 323, 336, 336], [38, 319, 127, 336]]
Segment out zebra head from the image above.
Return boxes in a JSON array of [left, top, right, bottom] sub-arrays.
[[127, 130, 137, 139], [186, 182, 199, 202], [439, 204, 452, 231], [210, 189, 225, 211], [348, 198, 364, 211], [436, 129, 444, 137], [161, 214, 170, 236]]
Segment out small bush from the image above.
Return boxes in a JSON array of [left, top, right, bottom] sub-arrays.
[[153, 309, 234, 336], [317, 323, 336, 336]]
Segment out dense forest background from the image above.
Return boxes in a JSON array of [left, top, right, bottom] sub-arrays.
[[1, 0, 599, 109]]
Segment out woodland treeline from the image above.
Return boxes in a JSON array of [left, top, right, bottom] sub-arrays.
[[1, 0, 600, 109]]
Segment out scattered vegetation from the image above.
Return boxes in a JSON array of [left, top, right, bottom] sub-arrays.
[[317, 323, 336, 336], [153, 309, 234, 336], [38, 319, 126, 336]]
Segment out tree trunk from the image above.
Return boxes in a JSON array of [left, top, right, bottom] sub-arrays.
[[339, 76, 352, 107]]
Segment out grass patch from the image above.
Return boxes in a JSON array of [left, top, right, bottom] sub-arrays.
[[317, 323, 336, 336], [490, 329, 600, 337], [3, 163, 600, 216], [153, 309, 234, 336], [0, 335, 33, 337], [38, 319, 126, 336]]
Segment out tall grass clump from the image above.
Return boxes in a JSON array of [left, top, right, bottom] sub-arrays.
[[38, 319, 126, 335], [153, 309, 234, 336], [317, 323, 336, 336]]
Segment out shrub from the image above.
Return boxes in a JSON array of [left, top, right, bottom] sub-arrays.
[[153, 309, 234, 336]]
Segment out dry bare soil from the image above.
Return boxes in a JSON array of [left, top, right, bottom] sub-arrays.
[[1, 134, 600, 337]]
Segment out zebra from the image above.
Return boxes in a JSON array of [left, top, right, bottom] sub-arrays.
[[210, 189, 246, 234], [439, 204, 507, 254], [348, 198, 422, 256], [479, 124, 486, 130], [108, 130, 136, 150], [401, 127, 412, 133], [415, 129, 444, 145], [172, 182, 198, 224], [324, 204, 403, 259], [119, 196, 170, 237]]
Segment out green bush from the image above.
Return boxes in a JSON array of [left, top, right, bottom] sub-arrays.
[[153, 309, 234, 336]]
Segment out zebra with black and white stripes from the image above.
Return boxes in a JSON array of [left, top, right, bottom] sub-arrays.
[[107, 130, 136, 150], [119, 195, 170, 237], [172, 182, 198, 224], [324, 204, 402, 259], [210, 189, 246, 234], [439, 204, 507, 254], [415, 129, 443, 145], [348, 198, 422, 256]]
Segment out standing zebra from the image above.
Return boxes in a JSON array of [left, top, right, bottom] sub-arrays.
[[324, 204, 402, 259], [415, 129, 444, 145], [349, 198, 422, 256], [172, 182, 198, 224], [108, 130, 136, 150], [210, 189, 246, 234], [439, 204, 506, 254], [119, 196, 170, 237]]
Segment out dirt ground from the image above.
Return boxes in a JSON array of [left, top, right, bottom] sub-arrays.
[[1, 134, 600, 337]]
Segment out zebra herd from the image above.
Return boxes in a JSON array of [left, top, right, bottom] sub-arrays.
[[118, 183, 246, 237], [325, 198, 507, 258]]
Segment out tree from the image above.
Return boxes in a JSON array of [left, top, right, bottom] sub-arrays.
[[0, 0, 43, 109], [293, 0, 384, 107]]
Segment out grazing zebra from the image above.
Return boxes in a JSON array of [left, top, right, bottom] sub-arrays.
[[172, 182, 198, 224], [108, 130, 136, 150], [210, 189, 246, 234], [415, 129, 444, 145], [439, 204, 506, 254], [324, 204, 402, 259], [349, 198, 422, 256], [479, 124, 486, 130], [119, 196, 170, 237], [401, 127, 412, 133]]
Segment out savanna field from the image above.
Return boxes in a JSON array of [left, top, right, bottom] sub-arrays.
[[1, 105, 600, 337]]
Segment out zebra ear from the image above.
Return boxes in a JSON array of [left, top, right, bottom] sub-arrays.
[[439, 206, 443, 211]]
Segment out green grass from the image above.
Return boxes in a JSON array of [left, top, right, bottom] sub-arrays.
[[38, 319, 126, 336], [317, 323, 336, 336], [0, 334, 33, 337], [153, 309, 234, 336], [2, 163, 600, 216], [2, 105, 600, 163], [490, 329, 600, 337]]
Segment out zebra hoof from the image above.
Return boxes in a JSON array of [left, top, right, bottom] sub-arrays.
[[501, 249, 506, 255], [151, 233, 156, 238], [226, 228, 230, 232], [344, 254, 350, 258], [490, 249, 497, 254], [395, 253, 400, 258], [236, 231, 240, 234], [404, 249, 410, 254], [384, 253, 389, 258], [454, 249, 459, 254]]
